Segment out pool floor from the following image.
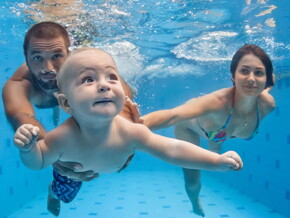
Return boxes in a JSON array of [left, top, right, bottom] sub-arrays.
[[7, 169, 286, 218]]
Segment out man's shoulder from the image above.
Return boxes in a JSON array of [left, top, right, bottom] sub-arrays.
[[9, 63, 31, 81]]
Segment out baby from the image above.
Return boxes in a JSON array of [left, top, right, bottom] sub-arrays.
[[14, 48, 243, 216]]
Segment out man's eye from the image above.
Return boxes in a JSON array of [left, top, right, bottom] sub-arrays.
[[53, 54, 63, 60], [33, 56, 43, 62]]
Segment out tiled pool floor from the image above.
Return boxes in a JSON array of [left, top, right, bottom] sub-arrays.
[[7, 169, 286, 218]]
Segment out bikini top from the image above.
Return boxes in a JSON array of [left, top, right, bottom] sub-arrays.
[[196, 94, 260, 144]]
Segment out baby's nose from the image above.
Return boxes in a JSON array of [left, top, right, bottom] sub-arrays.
[[97, 83, 110, 92]]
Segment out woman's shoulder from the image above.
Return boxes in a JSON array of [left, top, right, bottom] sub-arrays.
[[258, 90, 276, 116], [203, 87, 234, 109]]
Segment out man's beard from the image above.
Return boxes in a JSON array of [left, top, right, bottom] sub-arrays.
[[31, 73, 58, 93]]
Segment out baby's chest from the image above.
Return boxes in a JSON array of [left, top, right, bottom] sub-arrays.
[[60, 143, 134, 173]]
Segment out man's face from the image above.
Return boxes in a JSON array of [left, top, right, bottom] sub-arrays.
[[26, 36, 69, 91]]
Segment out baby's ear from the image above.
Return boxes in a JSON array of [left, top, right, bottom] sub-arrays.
[[57, 94, 73, 114]]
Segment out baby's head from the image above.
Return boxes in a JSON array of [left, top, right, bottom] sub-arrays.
[[57, 48, 125, 121]]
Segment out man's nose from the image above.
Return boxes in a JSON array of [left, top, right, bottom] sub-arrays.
[[42, 60, 55, 73]]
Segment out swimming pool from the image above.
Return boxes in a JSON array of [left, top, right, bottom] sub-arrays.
[[0, 0, 289, 217]]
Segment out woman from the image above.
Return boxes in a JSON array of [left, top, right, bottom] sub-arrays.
[[141, 44, 275, 217]]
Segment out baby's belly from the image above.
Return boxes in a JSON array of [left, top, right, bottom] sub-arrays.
[[58, 153, 132, 174]]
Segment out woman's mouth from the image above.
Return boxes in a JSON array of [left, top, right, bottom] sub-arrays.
[[244, 85, 257, 89]]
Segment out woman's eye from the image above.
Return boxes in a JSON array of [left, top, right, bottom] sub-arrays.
[[255, 70, 265, 76], [241, 68, 249, 74]]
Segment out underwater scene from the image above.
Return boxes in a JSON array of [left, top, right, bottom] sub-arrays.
[[0, 0, 289, 217]]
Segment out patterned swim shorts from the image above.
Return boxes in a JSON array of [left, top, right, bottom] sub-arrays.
[[51, 169, 82, 203]]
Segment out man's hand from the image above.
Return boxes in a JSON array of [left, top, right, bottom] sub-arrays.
[[53, 161, 99, 182], [14, 124, 40, 152]]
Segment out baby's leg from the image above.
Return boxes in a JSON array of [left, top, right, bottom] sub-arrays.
[[47, 183, 60, 216], [48, 169, 82, 216]]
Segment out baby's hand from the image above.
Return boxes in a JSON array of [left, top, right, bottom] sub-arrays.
[[14, 124, 40, 152], [216, 151, 243, 172]]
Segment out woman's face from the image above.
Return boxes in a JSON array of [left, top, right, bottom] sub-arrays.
[[233, 54, 267, 97]]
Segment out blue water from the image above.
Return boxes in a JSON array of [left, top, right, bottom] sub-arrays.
[[0, 0, 290, 217]]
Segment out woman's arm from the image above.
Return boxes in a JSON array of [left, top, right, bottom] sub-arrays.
[[141, 92, 222, 130]]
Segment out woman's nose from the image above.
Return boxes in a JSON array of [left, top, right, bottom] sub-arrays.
[[247, 72, 255, 83]]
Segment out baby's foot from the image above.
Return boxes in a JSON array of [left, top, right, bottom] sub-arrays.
[[47, 184, 60, 216], [192, 198, 205, 217], [47, 192, 60, 216]]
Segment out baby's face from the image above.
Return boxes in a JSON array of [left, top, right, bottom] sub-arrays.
[[63, 49, 125, 120]]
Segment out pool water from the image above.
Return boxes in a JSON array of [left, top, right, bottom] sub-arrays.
[[0, 0, 289, 217]]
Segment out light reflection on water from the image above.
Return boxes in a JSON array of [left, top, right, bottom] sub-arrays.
[[6, 0, 289, 83], [0, 1, 290, 217]]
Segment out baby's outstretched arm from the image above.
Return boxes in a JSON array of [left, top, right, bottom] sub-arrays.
[[14, 124, 43, 170], [14, 124, 40, 151], [215, 151, 243, 171], [14, 124, 59, 170], [134, 125, 243, 171]]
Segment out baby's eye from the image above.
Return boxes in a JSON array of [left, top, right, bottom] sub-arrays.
[[83, 77, 94, 83], [107, 74, 118, 81]]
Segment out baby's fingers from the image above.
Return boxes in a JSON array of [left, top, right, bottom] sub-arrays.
[[25, 124, 40, 136], [14, 124, 40, 148], [14, 132, 31, 146], [14, 138, 26, 147], [228, 152, 243, 170]]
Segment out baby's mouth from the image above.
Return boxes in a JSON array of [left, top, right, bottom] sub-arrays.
[[94, 99, 113, 105]]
